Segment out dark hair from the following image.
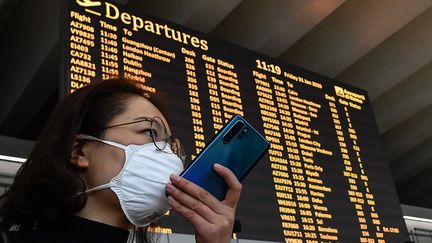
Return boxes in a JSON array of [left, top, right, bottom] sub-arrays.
[[0, 78, 158, 242]]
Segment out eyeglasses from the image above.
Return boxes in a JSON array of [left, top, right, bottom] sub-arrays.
[[104, 116, 186, 162]]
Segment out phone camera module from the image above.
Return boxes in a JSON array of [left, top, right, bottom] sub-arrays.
[[223, 121, 244, 143]]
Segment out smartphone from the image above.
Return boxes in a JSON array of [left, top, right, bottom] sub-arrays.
[[180, 115, 270, 201]]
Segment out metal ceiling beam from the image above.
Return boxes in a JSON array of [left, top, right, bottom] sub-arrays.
[[381, 103, 432, 162], [183, 0, 241, 33], [128, 0, 241, 33], [336, 6, 432, 99], [128, 0, 207, 24], [279, 0, 432, 78], [397, 163, 432, 206], [210, 0, 344, 56], [257, 0, 344, 57], [391, 137, 432, 186], [0, 0, 59, 125], [413, 186, 432, 208], [372, 61, 432, 134], [0, 0, 22, 33], [0, 135, 34, 158], [397, 158, 432, 206], [0, 42, 59, 138]]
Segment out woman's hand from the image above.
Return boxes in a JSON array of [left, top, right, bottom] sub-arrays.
[[165, 163, 242, 243]]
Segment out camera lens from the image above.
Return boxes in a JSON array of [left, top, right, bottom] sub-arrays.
[[239, 127, 248, 137], [223, 121, 244, 143]]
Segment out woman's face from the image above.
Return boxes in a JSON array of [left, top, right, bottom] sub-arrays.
[[81, 95, 171, 206]]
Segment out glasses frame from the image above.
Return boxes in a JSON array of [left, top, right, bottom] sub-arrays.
[[104, 116, 168, 150], [103, 116, 186, 162]]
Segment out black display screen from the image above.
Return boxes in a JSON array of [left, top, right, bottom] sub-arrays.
[[62, 0, 409, 241]]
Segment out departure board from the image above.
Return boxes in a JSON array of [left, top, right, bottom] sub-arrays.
[[62, 0, 409, 242]]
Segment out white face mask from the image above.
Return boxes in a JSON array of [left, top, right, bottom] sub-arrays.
[[79, 134, 184, 227]]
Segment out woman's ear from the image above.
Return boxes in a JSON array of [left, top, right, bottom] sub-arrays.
[[71, 137, 90, 169]]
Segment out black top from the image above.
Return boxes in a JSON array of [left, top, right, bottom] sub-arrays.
[[5, 215, 129, 243]]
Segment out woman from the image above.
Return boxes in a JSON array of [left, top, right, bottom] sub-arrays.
[[0, 78, 242, 243]]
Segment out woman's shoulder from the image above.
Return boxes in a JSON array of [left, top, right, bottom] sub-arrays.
[[0, 221, 72, 243], [1, 215, 129, 243]]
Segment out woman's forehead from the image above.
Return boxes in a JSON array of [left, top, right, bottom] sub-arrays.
[[109, 96, 166, 125]]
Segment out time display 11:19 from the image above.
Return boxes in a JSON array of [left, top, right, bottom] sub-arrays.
[[256, 59, 282, 75]]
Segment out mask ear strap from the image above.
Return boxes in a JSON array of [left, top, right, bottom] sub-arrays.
[[85, 182, 114, 194], [78, 134, 127, 150], [70, 181, 114, 198]]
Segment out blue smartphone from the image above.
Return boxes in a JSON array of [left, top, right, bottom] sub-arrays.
[[180, 115, 270, 201]]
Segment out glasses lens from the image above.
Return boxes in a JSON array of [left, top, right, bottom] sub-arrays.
[[170, 138, 187, 164], [151, 116, 168, 150]]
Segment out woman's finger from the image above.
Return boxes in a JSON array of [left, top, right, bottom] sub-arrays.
[[167, 195, 209, 227], [169, 174, 225, 214], [213, 163, 242, 208], [165, 182, 218, 223]]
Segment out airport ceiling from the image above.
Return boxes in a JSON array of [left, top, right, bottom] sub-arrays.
[[0, 0, 431, 208]]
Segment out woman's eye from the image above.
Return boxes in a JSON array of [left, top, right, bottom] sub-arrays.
[[140, 129, 154, 137]]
